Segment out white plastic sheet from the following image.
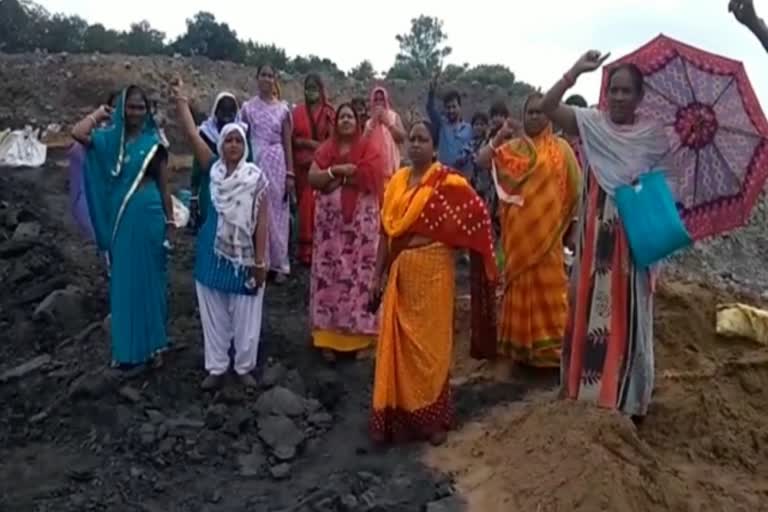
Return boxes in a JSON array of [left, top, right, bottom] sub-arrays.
[[172, 195, 190, 228], [0, 126, 47, 167]]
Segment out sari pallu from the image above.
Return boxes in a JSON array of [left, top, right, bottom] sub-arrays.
[[84, 88, 168, 366], [68, 142, 94, 240], [309, 134, 385, 353], [293, 99, 335, 265], [493, 128, 581, 367], [371, 164, 497, 443]]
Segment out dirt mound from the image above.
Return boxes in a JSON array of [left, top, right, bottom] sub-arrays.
[[428, 400, 689, 512], [425, 279, 768, 511]]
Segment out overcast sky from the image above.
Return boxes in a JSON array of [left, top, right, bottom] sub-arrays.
[[38, 0, 768, 105]]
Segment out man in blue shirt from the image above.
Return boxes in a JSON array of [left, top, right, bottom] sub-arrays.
[[426, 74, 473, 176]]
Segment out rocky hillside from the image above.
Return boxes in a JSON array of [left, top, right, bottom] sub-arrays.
[[0, 52, 523, 146]]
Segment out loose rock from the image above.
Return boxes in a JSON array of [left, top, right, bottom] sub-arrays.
[[205, 404, 228, 430], [308, 412, 333, 427], [270, 463, 292, 480], [118, 385, 142, 404], [283, 369, 307, 396], [33, 285, 85, 331], [258, 415, 305, 451], [255, 386, 306, 418], [237, 447, 266, 478], [313, 370, 343, 409], [261, 361, 286, 388], [425, 496, 463, 512], [273, 444, 296, 462], [0, 354, 51, 382], [12, 221, 40, 241]]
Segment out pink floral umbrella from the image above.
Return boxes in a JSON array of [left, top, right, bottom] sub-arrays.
[[599, 34, 768, 240]]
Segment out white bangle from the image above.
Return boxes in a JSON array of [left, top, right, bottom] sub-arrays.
[[488, 140, 498, 152], [327, 168, 335, 179]]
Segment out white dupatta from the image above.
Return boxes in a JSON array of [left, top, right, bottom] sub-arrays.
[[573, 108, 670, 196], [209, 123, 269, 270]]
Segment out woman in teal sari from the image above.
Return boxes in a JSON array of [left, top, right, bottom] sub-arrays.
[[71, 85, 173, 368]]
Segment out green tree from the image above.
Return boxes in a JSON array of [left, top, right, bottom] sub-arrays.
[[172, 12, 245, 62], [390, 15, 452, 79], [120, 20, 166, 55], [462, 64, 516, 88], [349, 60, 376, 82], [386, 60, 418, 80], [244, 41, 289, 69], [290, 55, 343, 77], [82, 23, 122, 54], [0, 0, 49, 52], [441, 63, 468, 83], [39, 14, 88, 53]]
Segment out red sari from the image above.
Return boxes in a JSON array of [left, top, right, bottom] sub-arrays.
[[292, 99, 335, 265]]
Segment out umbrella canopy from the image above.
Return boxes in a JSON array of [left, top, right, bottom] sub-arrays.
[[599, 34, 768, 240]]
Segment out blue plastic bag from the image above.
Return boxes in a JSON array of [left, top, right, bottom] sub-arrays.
[[614, 170, 692, 269]]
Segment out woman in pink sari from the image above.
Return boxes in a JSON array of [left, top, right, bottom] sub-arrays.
[[364, 86, 406, 178], [308, 103, 387, 362], [240, 64, 295, 284]]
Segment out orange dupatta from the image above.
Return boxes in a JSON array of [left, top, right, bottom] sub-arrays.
[[382, 163, 498, 358]]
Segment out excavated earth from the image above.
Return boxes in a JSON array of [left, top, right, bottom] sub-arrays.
[[4, 53, 768, 512]]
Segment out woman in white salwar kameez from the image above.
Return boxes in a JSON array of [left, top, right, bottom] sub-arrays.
[[173, 78, 269, 390]]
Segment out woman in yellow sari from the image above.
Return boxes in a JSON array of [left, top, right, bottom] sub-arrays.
[[477, 93, 581, 370], [369, 120, 497, 446]]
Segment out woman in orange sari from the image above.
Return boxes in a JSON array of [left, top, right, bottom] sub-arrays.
[[369, 120, 497, 446], [292, 74, 335, 265], [477, 93, 581, 370]]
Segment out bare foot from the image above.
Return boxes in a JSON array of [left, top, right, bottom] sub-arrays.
[[429, 431, 448, 446], [486, 359, 515, 382], [239, 373, 259, 389], [201, 374, 222, 391]]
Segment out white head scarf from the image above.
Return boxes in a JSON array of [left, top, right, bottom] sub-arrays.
[[574, 107, 670, 196], [209, 123, 269, 270], [200, 92, 240, 146]]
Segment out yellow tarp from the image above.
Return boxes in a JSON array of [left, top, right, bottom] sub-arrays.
[[716, 303, 768, 345]]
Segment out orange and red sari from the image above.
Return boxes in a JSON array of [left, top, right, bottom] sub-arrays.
[[492, 124, 581, 367], [370, 163, 497, 443], [292, 89, 335, 265]]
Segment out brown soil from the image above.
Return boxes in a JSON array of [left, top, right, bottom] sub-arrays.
[[428, 281, 768, 512]]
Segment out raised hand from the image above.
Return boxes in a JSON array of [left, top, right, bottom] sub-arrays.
[[93, 104, 113, 123], [729, 0, 759, 26], [492, 118, 522, 146], [170, 76, 187, 102], [571, 50, 612, 76], [429, 68, 442, 93]]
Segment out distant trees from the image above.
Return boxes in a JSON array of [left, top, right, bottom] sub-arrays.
[[171, 12, 243, 62], [349, 60, 376, 82], [389, 15, 451, 80], [0, 1, 536, 95], [0, 0, 343, 76]]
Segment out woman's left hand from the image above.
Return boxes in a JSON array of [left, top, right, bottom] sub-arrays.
[[285, 175, 296, 200], [250, 266, 267, 289]]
